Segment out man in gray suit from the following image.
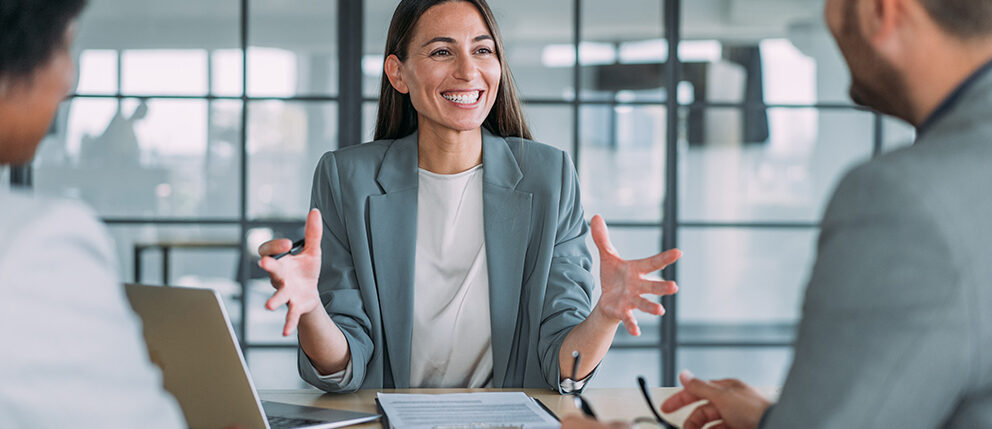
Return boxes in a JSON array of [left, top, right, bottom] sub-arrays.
[[566, 0, 992, 427], [658, 0, 992, 427]]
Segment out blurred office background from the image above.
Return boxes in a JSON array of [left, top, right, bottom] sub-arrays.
[[4, 0, 917, 390]]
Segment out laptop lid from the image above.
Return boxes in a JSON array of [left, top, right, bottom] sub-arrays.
[[125, 283, 269, 429]]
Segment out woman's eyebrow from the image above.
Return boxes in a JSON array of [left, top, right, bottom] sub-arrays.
[[420, 34, 493, 48]]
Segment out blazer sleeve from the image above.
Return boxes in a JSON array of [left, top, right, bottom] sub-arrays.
[[762, 163, 972, 428], [297, 152, 374, 393], [537, 151, 598, 391]]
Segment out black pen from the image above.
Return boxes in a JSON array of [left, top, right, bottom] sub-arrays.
[[272, 239, 305, 260]]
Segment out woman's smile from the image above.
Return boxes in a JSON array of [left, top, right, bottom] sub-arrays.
[[441, 89, 484, 107]]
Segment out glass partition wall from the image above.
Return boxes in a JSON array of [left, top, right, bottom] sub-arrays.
[[21, 0, 908, 389]]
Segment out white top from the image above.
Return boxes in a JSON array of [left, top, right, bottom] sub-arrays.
[[409, 165, 493, 388], [0, 190, 186, 428]]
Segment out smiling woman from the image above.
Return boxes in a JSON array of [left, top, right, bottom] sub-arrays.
[[255, 0, 683, 394]]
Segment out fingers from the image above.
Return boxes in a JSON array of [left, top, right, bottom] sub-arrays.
[[683, 403, 722, 429], [660, 388, 703, 413], [660, 370, 719, 413], [258, 238, 293, 257], [681, 370, 722, 401], [622, 311, 640, 336], [258, 255, 280, 274], [634, 297, 664, 316], [640, 280, 678, 296], [303, 208, 323, 254], [633, 248, 682, 273], [283, 303, 303, 337], [590, 215, 618, 257], [265, 288, 291, 311]]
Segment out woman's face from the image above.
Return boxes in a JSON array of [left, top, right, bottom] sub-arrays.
[[385, 1, 501, 136]]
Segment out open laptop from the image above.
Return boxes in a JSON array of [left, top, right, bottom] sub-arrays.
[[124, 283, 380, 429]]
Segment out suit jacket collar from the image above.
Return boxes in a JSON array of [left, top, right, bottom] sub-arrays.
[[375, 128, 524, 192], [916, 58, 992, 139]]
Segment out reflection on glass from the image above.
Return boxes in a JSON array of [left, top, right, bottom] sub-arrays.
[[212, 49, 244, 96], [522, 104, 573, 157], [248, 101, 337, 219], [585, 228, 663, 344], [677, 228, 815, 328], [679, 108, 874, 223], [581, 0, 664, 102], [579, 105, 665, 222], [73, 0, 240, 95], [491, 0, 574, 100], [362, 0, 392, 98], [677, 347, 793, 387], [249, 0, 338, 97], [76, 49, 118, 94], [362, 101, 378, 143], [682, 0, 852, 105], [123, 49, 209, 95], [34, 98, 243, 218], [597, 349, 661, 388]]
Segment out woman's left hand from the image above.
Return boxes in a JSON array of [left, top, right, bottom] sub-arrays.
[[590, 214, 682, 336]]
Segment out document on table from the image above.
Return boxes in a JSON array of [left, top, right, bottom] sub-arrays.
[[376, 392, 560, 429]]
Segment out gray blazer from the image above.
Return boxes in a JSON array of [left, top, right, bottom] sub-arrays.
[[297, 129, 596, 393], [764, 70, 992, 427]]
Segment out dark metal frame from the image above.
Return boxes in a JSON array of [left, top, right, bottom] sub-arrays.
[[14, 0, 895, 387]]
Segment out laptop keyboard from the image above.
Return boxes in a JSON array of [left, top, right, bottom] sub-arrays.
[[267, 415, 326, 429]]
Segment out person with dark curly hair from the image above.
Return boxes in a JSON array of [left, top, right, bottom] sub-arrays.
[[0, 1, 186, 426]]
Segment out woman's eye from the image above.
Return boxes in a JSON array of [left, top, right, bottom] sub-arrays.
[[431, 49, 451, 57], [476, 47, 494, 55]]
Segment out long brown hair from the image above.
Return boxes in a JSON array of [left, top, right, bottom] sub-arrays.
[[373, 0, 532, 141]]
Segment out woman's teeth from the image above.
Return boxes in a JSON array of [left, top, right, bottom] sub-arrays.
[[442, 91, 480, 104]]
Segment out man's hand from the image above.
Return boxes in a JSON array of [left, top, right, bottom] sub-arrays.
[[591, 214, 682, 336], [660, 371, 772, 429]]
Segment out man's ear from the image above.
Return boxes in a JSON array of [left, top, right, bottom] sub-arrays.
[[862, 0, 903, 45], [384, 54, 409, 94]]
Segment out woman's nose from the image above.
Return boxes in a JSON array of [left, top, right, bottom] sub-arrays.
[[452, 54, 480, 81]]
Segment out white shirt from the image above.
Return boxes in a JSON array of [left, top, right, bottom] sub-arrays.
[[0, 190, 186, 428], [409, 165, 493, 388]]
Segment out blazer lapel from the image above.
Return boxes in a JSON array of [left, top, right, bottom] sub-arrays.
[[481, 130, 533, 387], [368, 131, 419, 388]]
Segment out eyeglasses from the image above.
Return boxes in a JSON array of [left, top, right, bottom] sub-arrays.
[[570, 351, 598, 419], [635, 376, 675, 429]]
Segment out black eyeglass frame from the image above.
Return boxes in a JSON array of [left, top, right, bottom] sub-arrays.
[[636, 375, 676, 429]]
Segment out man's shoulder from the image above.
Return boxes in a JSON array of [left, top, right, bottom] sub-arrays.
[[0, 191, 103, 235], [0, 191, 109, 267]]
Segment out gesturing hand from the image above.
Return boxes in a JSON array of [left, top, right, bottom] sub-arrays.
[[660, 371, 771, 429], [257, 208, 324, 337], [590, 214, 682, 336]]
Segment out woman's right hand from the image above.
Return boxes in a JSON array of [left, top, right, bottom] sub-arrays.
[[258, 208, 324, 337]]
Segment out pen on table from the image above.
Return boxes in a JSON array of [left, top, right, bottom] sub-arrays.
[[272, 239, 305, 260]]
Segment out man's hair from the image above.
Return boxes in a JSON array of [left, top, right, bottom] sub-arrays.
[[919, 0, 992, 38], [0, 0, 87, 82]]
